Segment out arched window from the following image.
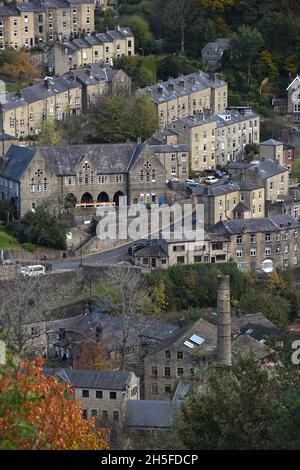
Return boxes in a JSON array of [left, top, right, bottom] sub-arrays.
[[37, 180, 42, 192], [43, 177, 48, 191], [30, 178, 35, 192], [152, 169, 156, 182], [146, 171, 150, 183], [140, 169, 144, 183]]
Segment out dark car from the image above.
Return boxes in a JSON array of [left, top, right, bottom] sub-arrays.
[[40, 255, 48, 261], [128, 240, 151, 255]]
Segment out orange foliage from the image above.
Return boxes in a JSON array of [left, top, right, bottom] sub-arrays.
[[75, 335, 117, 371], [0, 357, 109, 450]]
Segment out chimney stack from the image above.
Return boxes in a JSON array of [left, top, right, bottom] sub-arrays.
[[217, 275, 232, 366]]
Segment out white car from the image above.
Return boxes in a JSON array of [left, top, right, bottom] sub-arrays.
[[205, 175, 219, 185], [20, 265, 46, 277]]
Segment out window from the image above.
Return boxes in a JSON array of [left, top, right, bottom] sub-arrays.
[[237, 236, 242, 245], [265, 233, 271, 242], [109, 392, 117, 400], [294, 231, 298, 239], [164, 385, 172, 394], [177, 368, 184, 377], [91, 409, 97, 417], [113, 411, 119, 422], [236, 250, 242, 258], [250, 248, 256, 257], [102, 410, 108, 421], [96, 390, 103, 399], [177, 351, 183, 360], [165, 350, 171, 359], [116, 175, 123, 183], [265, 247, 271, 256], [30, 179, 35, 192], [82, 390, 89, 398], [250, 234, 256, 244], [151, 384, 158, 394], [140, 169, 144, 183], [43, 177, 48, 191], [151, 366, 158, 376], [164, 367, 171, 377], [98, 175, 108, 184]]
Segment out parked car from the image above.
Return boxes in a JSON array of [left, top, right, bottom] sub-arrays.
[[20, 265, 46, 277], [205, 175, 219, 185], [186, 179, 199, 188], [40, 255, 48, 261], [128, 240, 151, 255], [1, 259, 15, 265]]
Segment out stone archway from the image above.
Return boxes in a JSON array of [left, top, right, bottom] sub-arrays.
[[97, 192, 109, 203], [113, 191, 124, 207], [81, 192, 93, 204]]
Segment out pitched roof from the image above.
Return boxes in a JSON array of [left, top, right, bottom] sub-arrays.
[[231, 313, 280, 336], [202, 38, 230, 53], [0, 145, 37, 181], [286, 75, 300, 91], [133, 243, 168, 258], [246, 159, 289, 178], [232, 201, 250, 212], [73, 64, 119, 86], [215, 215, 300, 235], [2, 143, 138, 177], [44, 368, 134, 390], [125, 400, 180, 429], [232, 334, 274, 361], [145, 71, 227, 104], [0, 131, 17, 141], [260, 138, 283, 146], [1, 75, 80, 111]]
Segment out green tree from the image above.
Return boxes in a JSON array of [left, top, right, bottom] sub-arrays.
[[291, 158, 300, 181], [127, 92, 158, 141], [94, 95, 128, 143], [175, 357, 300, 450], [37, 120, 62, 146], [229, 25, 264, 85], [21, 195, 69, 250]]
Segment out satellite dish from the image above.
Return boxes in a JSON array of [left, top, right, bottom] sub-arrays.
[[261, 259, 275, 273]]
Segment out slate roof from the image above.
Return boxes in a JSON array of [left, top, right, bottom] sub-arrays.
[[147, 318, 217, 356], [202, 38, 230, 53], [0, 5, 19, 16], [0, 131, 17, 141], [146, 71, 227, 105], [260, 138, 283, 146], [0, 145, 36, 182], [133, 243, 168, 258], [215, 214, 300, 235], [125, 400, 180, 429], [177, 109, 258, 129], [149, 144, 189, 153], [232, 334, 274, 361], [232, 201, 250, 212], [43, 368, 134, 390], [231, 313, 280, 336], [0, 143, 138, 179], [248, 159, 289, 178], [73, 63, 119, 86], [1, 75, 80, 111]]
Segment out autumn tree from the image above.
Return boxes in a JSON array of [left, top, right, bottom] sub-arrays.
[[1, 50, 41, 82], [0, 357, 109, 450], [75, 333, 117, 370]]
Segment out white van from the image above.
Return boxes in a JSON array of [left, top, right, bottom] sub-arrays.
[[20, 265, 46, 277]]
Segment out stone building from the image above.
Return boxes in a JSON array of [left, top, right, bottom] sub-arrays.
[[43, 368, 140, 427], [48, 26, 134, 75], [195, 181, 265, 229], [170, 107, 259, 172], [214, 214, 300, 271], [0, 64, 130, 138], [232, 159, 289, 203], [144, 318, 217, 400], [259, 139, 284, 166], [0, 142, 168, 217], [0, 0, 95, 49], [145, 71, 228, 129], [201, 37, 230, 71], [287, 75, 300, 125]]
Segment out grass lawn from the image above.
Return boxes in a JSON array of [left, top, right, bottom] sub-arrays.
[[0, 227, 21, 250]]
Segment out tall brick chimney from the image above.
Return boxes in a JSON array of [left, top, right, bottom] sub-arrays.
[[217, 275, 232, 366]]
